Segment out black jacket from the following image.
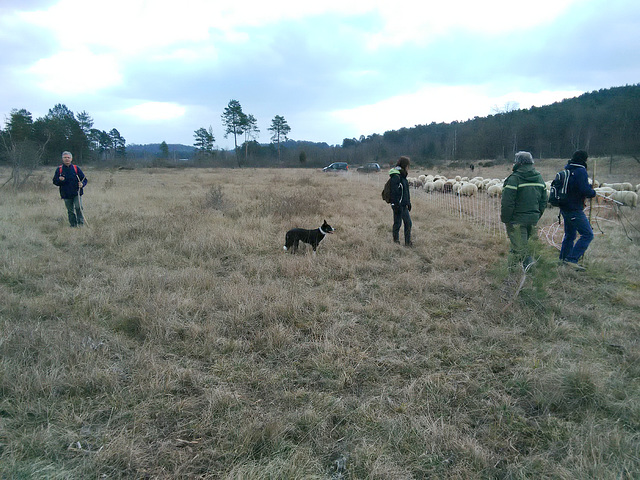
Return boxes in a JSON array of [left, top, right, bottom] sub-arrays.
[[389, 167, 410, 207], [52, 164, 87, 199]]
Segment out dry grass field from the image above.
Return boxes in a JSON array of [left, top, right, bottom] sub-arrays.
[[1, 162, 639, 479]]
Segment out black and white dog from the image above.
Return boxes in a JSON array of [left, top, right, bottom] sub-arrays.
[[283, 219, 335, 254]]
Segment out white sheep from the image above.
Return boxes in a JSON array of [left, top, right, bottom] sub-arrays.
[[433, 180, 445, 192], [470, 179, 484, 190], [460, 183, 478, 196], [423, 181, 435, 192], [610, 190, 638, 207], [636, 184, 640, 193], [418, 174, 427, 185], [487, 185, 502, 197], [621, 182, 634, 191], [595, 187, 616, 197]]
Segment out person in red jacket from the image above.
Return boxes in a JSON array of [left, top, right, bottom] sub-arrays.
[[52, 151, 87, 227]]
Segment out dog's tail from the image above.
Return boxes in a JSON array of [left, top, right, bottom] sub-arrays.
[[283, 245, 288, 251]]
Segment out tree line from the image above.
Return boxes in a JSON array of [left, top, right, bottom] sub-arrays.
[[1, 104, 126, 164], [334, 84, 640, 167], [201, 85, 640, 169], [2, 85, 639, 181], [193, 99, 292, 167], [0, 104, 126, 187]]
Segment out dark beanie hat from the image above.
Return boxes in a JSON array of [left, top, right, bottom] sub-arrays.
[[571, 150, 588, 164]]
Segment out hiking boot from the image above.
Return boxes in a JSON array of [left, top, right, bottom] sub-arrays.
[[405, 241, 413, 248], [563, 260, 586, 271]]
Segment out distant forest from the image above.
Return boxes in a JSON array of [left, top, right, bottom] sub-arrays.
[[330, 84, 640, 168], [2, 84, 639, 169], [141, 84, 640, 168]]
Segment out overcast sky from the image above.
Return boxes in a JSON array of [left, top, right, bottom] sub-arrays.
[[1, 0, 639, 149]]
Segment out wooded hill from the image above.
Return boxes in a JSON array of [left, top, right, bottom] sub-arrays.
[[331, 84, 640, 167]]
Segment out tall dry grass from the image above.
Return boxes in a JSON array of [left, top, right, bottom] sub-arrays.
[[1, 165, 639, 479]]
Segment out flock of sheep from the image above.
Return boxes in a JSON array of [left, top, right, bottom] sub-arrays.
[[407, 174, 639, 207], [594, 182, 639, 207]]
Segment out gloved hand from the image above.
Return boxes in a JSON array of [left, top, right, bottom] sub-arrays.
[[407, 203, 412, 212]]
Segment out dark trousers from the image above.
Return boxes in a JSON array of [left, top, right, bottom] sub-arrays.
[[392, 205, 412, 244], [63, 196, 84, 227], [560, 210, 593, 262]]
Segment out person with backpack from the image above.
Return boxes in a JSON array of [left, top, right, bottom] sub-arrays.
[[500, 151, 548, 270], [52, 151, 87, 227], [388, 156, 412, 246], [557, 150, 596, 271]]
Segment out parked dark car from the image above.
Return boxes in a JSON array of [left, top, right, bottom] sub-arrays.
[[357, 162, 381, 173], [322, 162, 348, 172]]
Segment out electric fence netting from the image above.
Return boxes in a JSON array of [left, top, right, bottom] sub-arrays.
[[350, 172, 639, 247]]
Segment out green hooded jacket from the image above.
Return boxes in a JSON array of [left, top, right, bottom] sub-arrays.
[[500, 163, 547, 225]]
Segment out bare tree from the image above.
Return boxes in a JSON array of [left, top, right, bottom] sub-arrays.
[[1, 133, 50, 190]]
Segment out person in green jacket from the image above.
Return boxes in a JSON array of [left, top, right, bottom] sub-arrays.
[[501, 151, 548, 269]]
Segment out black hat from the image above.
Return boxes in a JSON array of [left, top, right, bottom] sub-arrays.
[[571, 150, 588, 164]]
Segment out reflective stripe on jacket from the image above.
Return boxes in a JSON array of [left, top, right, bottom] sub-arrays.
[[501, 163, 547, 225]]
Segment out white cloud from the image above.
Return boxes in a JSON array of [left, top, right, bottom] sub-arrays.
[[366, 0, 581, 49], [27, 48, 121, 94], [19, 0, 582, 56], [122, 102, 186, 121], [332, 85, 583, 135]]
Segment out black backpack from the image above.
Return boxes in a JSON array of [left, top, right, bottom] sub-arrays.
[[381, 178, 392, 203], [548, 169, 570, 207]]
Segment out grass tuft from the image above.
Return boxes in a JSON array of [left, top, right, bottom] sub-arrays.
[[1, 165, 639, 478]]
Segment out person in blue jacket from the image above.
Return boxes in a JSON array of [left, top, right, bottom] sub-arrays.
[[559, 150, 596, 270], [389, 156, 412, 246], [52, 151, 88, 227]]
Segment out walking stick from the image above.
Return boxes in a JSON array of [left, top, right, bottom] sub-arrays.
[[588, 158, 596, 224], [76, 173, 89, 227]]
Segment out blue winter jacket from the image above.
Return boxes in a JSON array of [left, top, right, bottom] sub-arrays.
[[561, 162, 595, 211], [52, 164, 87, 199]]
